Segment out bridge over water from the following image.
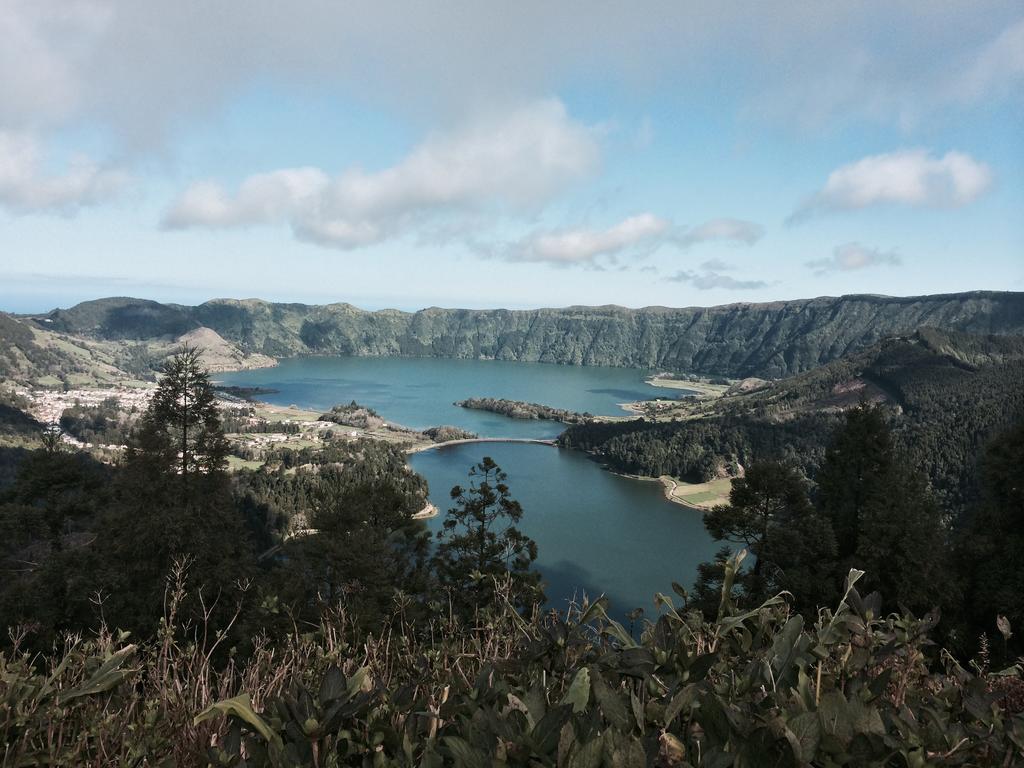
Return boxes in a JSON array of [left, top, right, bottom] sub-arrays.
[[405, 437, 557, 454]]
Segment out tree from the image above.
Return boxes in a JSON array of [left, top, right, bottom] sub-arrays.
[[131, 345, 229, 480], [816, 403, 946, 613], [702, 461, 836, 611], [432, 457, 541, 614], [816, 404, 894, 560], [277, 477, 430, 626], [97, 347, 252, 636], [0, 449, 112, 648], [955, 421, 1024, 659]]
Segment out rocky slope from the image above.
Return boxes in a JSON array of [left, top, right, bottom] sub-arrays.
[[21, 291, 1024, 378]]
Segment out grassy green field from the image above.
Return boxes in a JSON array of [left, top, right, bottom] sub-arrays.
[[663, 476, 732, 509]]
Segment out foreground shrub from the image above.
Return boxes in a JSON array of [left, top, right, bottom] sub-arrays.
[[2, 557, 1023, 766]]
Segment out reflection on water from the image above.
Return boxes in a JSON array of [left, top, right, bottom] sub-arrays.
[[411, 443, 719, 620]]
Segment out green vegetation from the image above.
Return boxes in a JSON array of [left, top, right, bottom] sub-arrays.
[[3, 555, 1023, 765], [561, 329, 1024, 513], [59, 397, 134, 445], [432, 457, 541, 615], [319, 401, 385, 429], [423, 425, 478, 442], [561, 412, 836, 482], [701, 462, 837, 614], [23, 291, 1024, 377], [215, 385, 281, 400], [3, 334, 1024, 763], [456, 398, 592, 424], [0, 388, 42, 442]]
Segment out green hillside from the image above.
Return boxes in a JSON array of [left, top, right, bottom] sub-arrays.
[[24, 291, 1024, 378], [560, 328, 1024, 511]]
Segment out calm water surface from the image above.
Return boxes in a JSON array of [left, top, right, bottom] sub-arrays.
[[217, 356, 683, 438], [411, 443, 719, 617], [220, 356, 716, 615]]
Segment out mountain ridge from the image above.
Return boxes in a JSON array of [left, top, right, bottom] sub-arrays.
[[14, 290, 1024, 379]]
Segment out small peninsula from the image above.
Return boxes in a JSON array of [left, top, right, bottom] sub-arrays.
[[455, 397, 592, 424]]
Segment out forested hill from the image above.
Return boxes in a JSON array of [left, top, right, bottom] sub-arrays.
[[28, 290, 1024, 378], [560, 328, 1024, 511]]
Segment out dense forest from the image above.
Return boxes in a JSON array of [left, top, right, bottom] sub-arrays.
[[561, 329, 1024, 514], [1, 338, 1023, 763]]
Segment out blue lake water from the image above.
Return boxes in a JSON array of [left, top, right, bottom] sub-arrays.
[[410, 443, 719, 617], [219, 356, 718, 616], [216, 356, 681, 438]]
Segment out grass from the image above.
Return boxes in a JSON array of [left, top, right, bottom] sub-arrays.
[[252, 403, 323, 422], [664, 476, 732, 509], [226, 455, 264, 472]]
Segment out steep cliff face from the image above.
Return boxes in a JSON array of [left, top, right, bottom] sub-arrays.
[[30, 292, 1024, 378]]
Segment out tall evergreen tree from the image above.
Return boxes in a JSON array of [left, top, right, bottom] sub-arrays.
[[702, 461, 836, 612], [816, 404, 893, 560], [956, 421, 1024, 658], [817, 403, 946, 612], [130, 345, 229, 481], [0, 447, 111, 647], [432, 457, 541, 615], [97, 347, 252, 636], [278, 478, 429, 626]]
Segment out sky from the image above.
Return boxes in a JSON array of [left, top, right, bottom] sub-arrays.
[[1, 1, 1022, 313]]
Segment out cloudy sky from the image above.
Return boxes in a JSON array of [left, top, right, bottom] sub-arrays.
[[1, 1, 1022, 312]]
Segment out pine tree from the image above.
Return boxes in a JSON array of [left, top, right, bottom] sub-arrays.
[[432, 457, 541, 614], [817, 403, 946, 612], [98, 347, 252, 636], [956, 421, 1024, 658], [703, 461, 836, 611], [279, 478, 429, 625], [131, 345, 229, 480], [816, 404, 893, 559]]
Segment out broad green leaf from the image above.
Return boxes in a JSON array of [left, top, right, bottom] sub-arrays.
[[319, 666, 346, 704], [560, 667, 590, 713], [590, 668, 630, 730], [664, 684, 697, 726], [785, 711, 821, 762], [194, 693, 282, 749], [59, 645, 138, 703], [568, 737, 603, 768]]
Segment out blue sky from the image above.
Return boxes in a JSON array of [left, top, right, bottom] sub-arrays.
[[1, 2, 1022, 312]]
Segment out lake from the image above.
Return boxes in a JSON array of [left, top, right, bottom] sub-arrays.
[[219, 356, 719, 616], [216, 356, 679, 438], [410, 442, 718, 616]]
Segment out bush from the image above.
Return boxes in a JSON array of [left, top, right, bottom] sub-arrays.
[[3, 558, 1022, 766]]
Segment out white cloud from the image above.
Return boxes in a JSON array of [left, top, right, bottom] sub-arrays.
[[699, 258, 735, 272], [0, 130, 130, 214], [1, 3, 1020, 140], [791, 149, 992, 222], [948, 17, 1024, 103], [485, 213, 764, 267], [806, 242, 901, 275], [676, 218, 764, 248], [0, 1, 109, 128], [665, 245, 768, 289], [667, 270, 768, 290], [162, 169, 330, 229], [501, 214, 670, 265], [163, 100, 600, 248]]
